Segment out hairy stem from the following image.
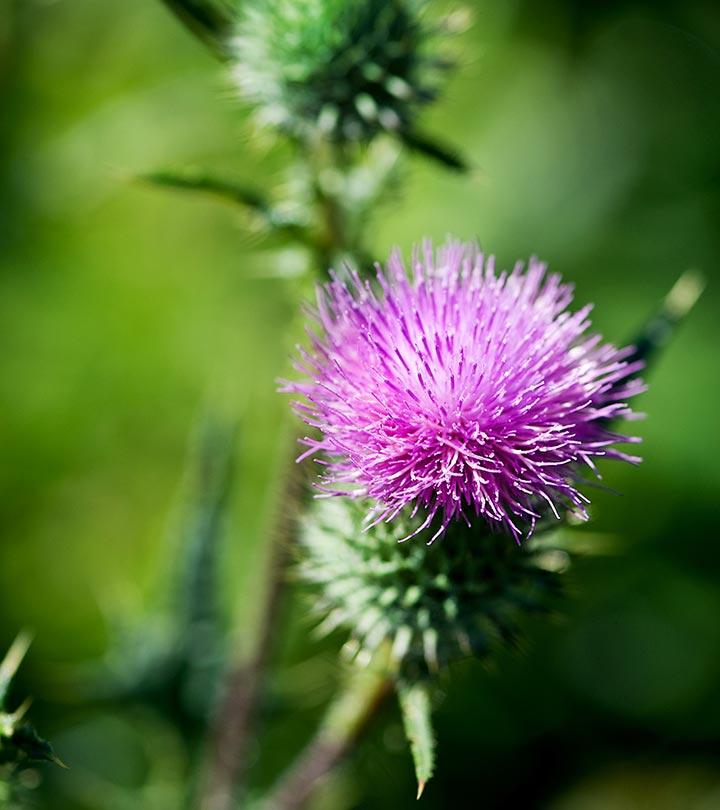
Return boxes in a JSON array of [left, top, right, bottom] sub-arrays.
[[198, 446, 301, 810], [197, 138, 361, 810], [307, 139, 356, 271]]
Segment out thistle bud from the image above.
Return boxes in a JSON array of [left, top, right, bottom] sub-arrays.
[[232, 0, 446, 142], [300, 498, 564, 676]]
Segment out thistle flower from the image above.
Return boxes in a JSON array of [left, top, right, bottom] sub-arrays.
[[231, 0, 444, 142], [286, 239, 645, 541]]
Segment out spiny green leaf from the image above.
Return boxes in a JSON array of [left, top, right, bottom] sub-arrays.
[[138, 170, 314, 246], [0, 637, 65, 771], [400, 130, 470, 173], [139, 169, 271, 212], [397, 680, 435, 799], [58, 411, 239, 726], [172, 414, 236, 638], [0, 723, 66, 769], [628, 269, 704, 369]]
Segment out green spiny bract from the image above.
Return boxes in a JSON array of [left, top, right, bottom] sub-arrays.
[[231, 0, 445, 142], [300, 498, 565, 677], [1, 635, 64, 774]]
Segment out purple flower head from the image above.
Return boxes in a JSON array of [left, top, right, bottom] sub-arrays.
[[285, 239, 645, 542]]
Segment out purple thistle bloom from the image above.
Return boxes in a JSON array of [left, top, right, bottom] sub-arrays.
[[285, 239, 645, 542]]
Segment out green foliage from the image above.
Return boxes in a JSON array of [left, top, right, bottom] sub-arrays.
[[0, 634, 64, 787], [65, 413, 236, 730], [3, 0, 718, 806], [138, 169, 314, 245], [140, 168, 270, 211], [400, 129, 469, 173], [629, 270, 705, 370], [232, 0, 446, 143], [300, 498, 564, 677], [397, 680, 435, 798], [0, 724, 65, 770]]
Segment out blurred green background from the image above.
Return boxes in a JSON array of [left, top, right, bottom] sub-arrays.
[[1, 0, 720, 807]]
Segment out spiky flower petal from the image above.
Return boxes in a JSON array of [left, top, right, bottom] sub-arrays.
[[286, 239, 644, 540], [232, 0, 444, 141]]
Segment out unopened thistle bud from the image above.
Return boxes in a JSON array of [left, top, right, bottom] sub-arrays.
[[301, 497, 565, 675], [231, 0, 446, 142]]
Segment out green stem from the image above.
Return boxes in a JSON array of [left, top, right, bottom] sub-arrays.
[[197, 440, 302, 810], [306, 139, 356, 271], [196, 136, 363, 810], [262, 650, 395, 810], [628, 269, 705, 368], [138, 170, 315, 248]]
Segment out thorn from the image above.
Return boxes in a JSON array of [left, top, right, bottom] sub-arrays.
[[443, 8, 473, 35], [0, 631, 34, 685], [50, 754, 69, 769], [469, 165, 490, 187], [400, 130, 470, 173], [9, 696, 33, 723], [627, 267, 705, 368], [664, 269, 705, 320]]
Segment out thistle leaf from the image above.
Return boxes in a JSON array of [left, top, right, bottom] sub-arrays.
[[397, 680, 435, 799], [172, 413, 236, 639], [400, 130, 470, 173], [0, 636, 65, 771], [138, 170, 314, 245], [629, 269, 705, 368], [139, 169, 270, 212], [0, 723, 66, 768], [57, 411, 237, 726]]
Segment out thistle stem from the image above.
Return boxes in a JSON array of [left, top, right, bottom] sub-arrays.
[[199, 655, 271, 810], [306, 139, 358, 271], [198, 138, 362, 810], [262, 651, 394, 810], [198, 448, 301, 810]]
